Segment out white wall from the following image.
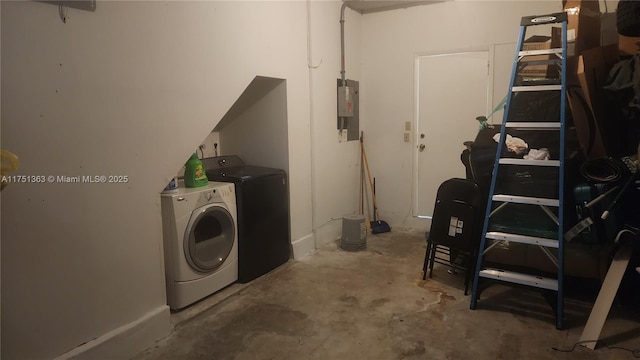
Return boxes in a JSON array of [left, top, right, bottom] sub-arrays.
[[307, 1, 363, 246], [360, 0, 562, 231], [217, 77, 289, 172], [1, 1, 362, 358]]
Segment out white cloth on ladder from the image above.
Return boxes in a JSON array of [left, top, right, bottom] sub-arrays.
[[493, 133, 529, 155]]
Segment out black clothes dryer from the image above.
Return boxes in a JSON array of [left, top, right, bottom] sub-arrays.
[[203, 155, 291, 283]]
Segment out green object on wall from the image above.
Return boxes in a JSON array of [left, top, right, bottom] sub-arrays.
[[184, 153, 208, 188]]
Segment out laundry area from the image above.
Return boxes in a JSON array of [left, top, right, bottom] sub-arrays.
[[1, 1, 639, 359], [159, 75, 292, 311]]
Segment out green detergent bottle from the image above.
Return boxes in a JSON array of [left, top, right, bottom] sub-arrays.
[[184, 153, 208, 188]]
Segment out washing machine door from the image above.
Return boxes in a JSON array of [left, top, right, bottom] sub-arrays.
[[183, 203, 235, 273]]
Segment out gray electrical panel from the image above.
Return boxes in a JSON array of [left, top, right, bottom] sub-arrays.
[[337, 86, 355, 117], [336, 79, 359, 141]]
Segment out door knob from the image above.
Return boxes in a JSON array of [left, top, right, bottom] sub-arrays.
[[419, 144, 426, 152]]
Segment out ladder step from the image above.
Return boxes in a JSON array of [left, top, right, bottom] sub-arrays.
[[505, 122, 561, 129], [517, 79, 562, 87], [518, 48, 563, 57], [486, 231, 559, 248], [479, 268, 558, 291], [492, 194, 559, 207], [519, 59, 560, 66], [512, 85, 562, 92], [520, 12, 568, 27], [499, 158, 560, 167]]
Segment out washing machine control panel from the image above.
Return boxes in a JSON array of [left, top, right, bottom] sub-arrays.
[[194, 184, 234, 208]]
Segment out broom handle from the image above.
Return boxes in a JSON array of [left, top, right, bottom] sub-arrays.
[[360, 133, 379, 221], [360, 143, 372, 230], [360, 144, 364, 215], [373, 177, 379, 221]]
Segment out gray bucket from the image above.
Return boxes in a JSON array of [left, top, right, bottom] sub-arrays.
[[340, 214, 367, 251]]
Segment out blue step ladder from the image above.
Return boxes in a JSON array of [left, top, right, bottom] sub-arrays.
[[470, 12, 568, 330]]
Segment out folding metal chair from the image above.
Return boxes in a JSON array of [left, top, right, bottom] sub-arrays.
[[422, 178, 483, 295]]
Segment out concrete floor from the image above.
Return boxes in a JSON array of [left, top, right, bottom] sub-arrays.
[[133, 230, 640, 360]]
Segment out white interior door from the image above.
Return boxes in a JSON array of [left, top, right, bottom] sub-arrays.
[[415, 51, 489, 219], [491, 43, 518, 125]]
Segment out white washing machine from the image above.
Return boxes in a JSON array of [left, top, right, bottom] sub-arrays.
[[161, 181, 238, 310]]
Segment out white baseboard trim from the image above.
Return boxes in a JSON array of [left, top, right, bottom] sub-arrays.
[[314, 221, 341, 247], [291, 233, 316, 260], [55, 305, 171, 360]]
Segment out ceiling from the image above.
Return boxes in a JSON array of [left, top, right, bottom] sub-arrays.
[[343, 0, 448, 14]]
